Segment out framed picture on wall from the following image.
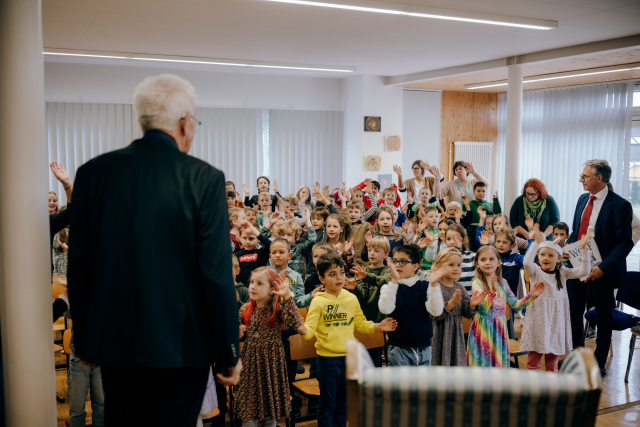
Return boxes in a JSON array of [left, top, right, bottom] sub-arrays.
[[379, 174, 393, 191], [364, 116, 381, 132], [384, 135, 401, 151], [363, 155, 381, 171]]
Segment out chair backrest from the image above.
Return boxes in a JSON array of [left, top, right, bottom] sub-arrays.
[[617, 271, 640, 311], [353, 330, 384, 350], [298, 307, 308, 319], [289, 334, 317, 360], [347, 340, 602, 427], [63, 329, 72, 354], [52, 281, 66, 300]]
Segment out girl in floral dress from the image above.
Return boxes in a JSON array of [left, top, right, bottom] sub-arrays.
[[236, 267, 307, 427], [467, 245, 546, 368]]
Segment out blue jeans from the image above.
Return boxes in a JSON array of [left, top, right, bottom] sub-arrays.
[[68, 355, 105, 427], [387, 345, 431, 366], [317, 355, 346, 427]]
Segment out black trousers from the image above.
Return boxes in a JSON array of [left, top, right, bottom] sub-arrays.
[[567, 277, 615, 370], [101, 360, 209, 427]]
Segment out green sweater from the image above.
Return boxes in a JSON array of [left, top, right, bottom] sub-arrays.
[[351, 265, 391, 323]]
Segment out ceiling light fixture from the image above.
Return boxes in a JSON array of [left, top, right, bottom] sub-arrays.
[[43, 52, 354, 73], [465, 62, 640, 90], [259, 0, 556, 30]]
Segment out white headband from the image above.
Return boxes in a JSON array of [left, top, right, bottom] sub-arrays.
[[538, 238, 563, 256]]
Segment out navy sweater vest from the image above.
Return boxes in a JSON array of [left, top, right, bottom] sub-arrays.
[[388, 280, 432, 348]]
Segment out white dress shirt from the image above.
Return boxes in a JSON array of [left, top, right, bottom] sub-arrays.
[[580, 185, 608, 232], [631, 213, 640, 245]]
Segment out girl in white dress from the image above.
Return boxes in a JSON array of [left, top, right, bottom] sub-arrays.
[[520, 225, 591, 372]]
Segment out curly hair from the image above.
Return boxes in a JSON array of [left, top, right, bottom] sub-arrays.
[[522, 178, 548, 200]]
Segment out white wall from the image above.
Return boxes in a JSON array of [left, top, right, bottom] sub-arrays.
[[342, 75, 364, 186], [44, 61, 343, 110], [402, 89, 442, 174]]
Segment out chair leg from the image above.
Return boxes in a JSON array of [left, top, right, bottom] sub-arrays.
[[625, 335, 636, 383], [610, 341, 613, 358], [514, 356, 520, 369]]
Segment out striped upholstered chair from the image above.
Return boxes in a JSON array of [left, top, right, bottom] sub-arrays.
[[346, 339, 601, 427]]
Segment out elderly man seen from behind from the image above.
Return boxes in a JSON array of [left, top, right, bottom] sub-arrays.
[[68, 74, 242, 427]]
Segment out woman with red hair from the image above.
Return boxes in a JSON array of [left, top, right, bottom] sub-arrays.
[[509, 179, 560, 239]]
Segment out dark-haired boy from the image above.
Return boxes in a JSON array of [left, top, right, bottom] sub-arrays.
[[231, 253, 249, 305], [463, 181, 501, 250], [303, 253, 397, 427], [378, 245, 444, 367]]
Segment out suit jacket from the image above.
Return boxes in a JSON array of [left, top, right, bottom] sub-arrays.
[[68, 134, 240, 370], [567, 190, 633, 289]]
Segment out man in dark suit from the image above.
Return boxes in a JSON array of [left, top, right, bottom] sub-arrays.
[[566, 159, 633, 376], [68, 74, 242, 426]]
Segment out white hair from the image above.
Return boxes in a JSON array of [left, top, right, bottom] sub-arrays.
[[447, 201, 462, 210], [133, 74, 196, 132], [584, 159, 612, 183]]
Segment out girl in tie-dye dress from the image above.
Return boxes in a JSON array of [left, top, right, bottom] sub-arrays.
[[466, 245, 546, 368]]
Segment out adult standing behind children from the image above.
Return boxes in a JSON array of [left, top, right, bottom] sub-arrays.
[[394, 160, 441, 202], [439, 161, 489, 205], [68, 74, 241, 427], [509, 178, 560, 240], [565, 159, 633, 377]]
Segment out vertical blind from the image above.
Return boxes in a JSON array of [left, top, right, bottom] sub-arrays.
[[268, 109, 344, 196], [497, 82, 634, 222], [46, 102, 341, 205]]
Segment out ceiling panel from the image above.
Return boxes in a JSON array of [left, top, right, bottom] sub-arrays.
[[42, 0, 640, 77]]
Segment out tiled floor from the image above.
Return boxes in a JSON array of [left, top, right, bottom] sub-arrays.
[[54, 304, 640, 427]]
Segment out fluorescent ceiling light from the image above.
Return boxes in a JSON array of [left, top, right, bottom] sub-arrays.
[[260, 0, 556, 30], [465, 63, 640, 90], [43, 52, 354, 73]]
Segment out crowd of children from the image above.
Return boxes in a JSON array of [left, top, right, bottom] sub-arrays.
[[50, 159, 597, 427], [220, 166, 599, 427]]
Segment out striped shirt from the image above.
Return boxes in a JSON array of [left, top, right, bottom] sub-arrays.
[[459, 250, 476, 295]]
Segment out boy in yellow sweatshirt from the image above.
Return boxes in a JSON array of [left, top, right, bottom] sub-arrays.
[[303, 252, 397, 427]]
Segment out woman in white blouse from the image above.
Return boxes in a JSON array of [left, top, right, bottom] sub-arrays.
[[395, 160, 441, 200], [439, 161, 489, 204]]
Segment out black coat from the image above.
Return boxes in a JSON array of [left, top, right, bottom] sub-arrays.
[[567, 190, 634, 289], [68, 134, 239, 370]]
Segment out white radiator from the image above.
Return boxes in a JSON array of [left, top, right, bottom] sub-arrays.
[[453, 141, 493, 193]]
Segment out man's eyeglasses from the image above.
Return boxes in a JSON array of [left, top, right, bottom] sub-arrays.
[[181, 114, 202, 133], [579, 174, 593, 181], [391, 259, 412, 267]]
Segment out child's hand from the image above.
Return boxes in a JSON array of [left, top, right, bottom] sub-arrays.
[[312, 191, 328, 205], [477, 206, 486, 220], [239, 324, 246, 339], [344, 278, 356, 290], [417, 219, 428, 232], [478, 231, 491, 246], [407, 190, 414, 203], [322, 185, 330, 197], [278, 269, 290, 280], [375, 317, 398, 332], [365, 230, 373, 244], [311, 285, 324, 298], [417, 233, 435, 249], [427, 265, 443, 287], [364, 179, 373, 194], [469, 289, 487, 308], [252, 204, 259, 214], [401, 219, 411, 233], [493, 191, 499, 200], [580, 228, 592, 250], [455, 207, 463, 223], [52, 273, 67, 286], [386, 257, 400, 284], [351, 265, 367, 281], [267, 211, 280, 228], [344, 237, 354, 253], [273, 179, 278, 194], [265, 205, 273, 214], [448, 289, 462, 308], [242, 184, 250, 197], [271, 276, 291, 300], [392, 164, 402, 177], [314, 182, 320, 193], [57, 238, 69, 252], [462, 195, 470, 209], [531, 281, 546, 297], [525, 216, 534, 231], [454, 232, 463, 249], [490, 275, 499, 293], [532, 223, 545, 243], [400, 201, 410, 214]]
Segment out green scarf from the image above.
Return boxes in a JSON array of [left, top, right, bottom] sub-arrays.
[[523, 197, 546, 223]]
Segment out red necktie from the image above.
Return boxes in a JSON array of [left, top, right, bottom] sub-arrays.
[[578, 196, 596, 239]]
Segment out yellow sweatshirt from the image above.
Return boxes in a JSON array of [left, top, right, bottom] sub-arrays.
[[302, 289, 375, 357]]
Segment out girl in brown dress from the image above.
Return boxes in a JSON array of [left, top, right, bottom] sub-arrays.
[[236, 267, 307, 427]]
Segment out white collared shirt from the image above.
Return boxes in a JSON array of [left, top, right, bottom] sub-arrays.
[[580, 185, 608, 231]]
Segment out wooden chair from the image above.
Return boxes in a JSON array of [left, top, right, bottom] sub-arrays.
[[506, 307, 527, 368], [298, 307, 308, 320]]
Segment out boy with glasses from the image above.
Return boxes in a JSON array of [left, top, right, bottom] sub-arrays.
[[378, 245, 446, 366]]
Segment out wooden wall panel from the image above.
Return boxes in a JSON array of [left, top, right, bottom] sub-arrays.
[[440, 91, 498, 195]]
